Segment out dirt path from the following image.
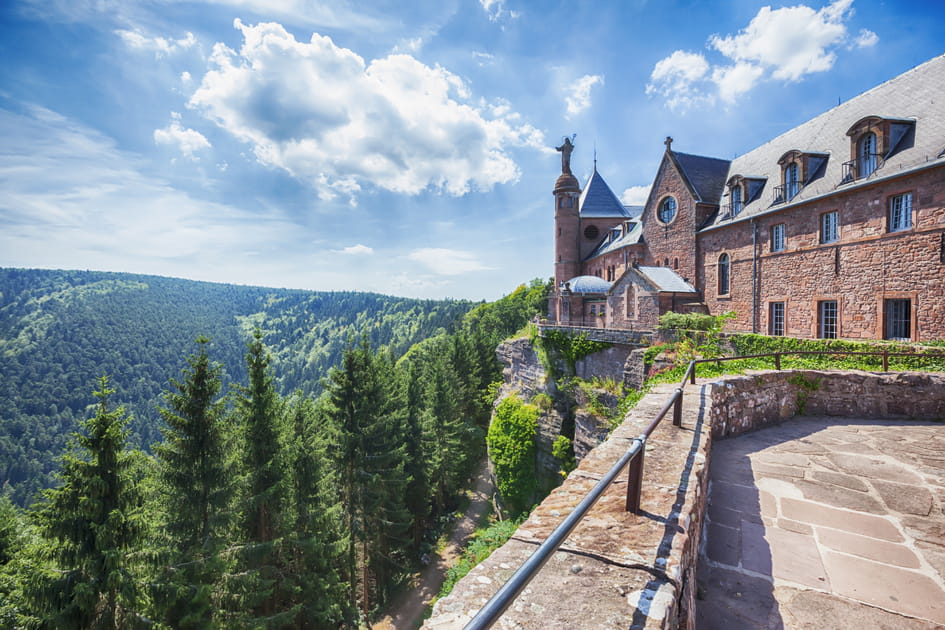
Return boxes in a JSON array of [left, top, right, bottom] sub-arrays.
[[372, 458, 493, 630]]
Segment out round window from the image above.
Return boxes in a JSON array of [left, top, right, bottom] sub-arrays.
[[583, 225, 600, 240], [658, 197, 677, 224]]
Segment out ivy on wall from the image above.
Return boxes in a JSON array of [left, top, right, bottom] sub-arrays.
[[531, 329, 612, 376]]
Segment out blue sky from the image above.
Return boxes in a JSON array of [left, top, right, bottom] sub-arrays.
[[1, 0, 942, 300]]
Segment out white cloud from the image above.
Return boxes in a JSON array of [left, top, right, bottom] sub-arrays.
[[647, 0, 876, 110], [711, 62, 765, 104], [479, 0, 519, 22], [115, 28, 196, 56], [620, 185, 651, 206], [645, 51, 711, 110], [407, 248, 494, 275], [153, 112, 211, 159], [853, 28, 879, 48], [337, 244, 374, 255], [188, 20, 543, 202], [473, 51, 496, 67], [565, 74, 604, 117], [181, 71, 192, 85], [0, 105, 293, 276]]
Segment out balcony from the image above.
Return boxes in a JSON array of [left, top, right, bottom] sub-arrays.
[[771, 182, 799, 205], [841, 153, 881, 183]]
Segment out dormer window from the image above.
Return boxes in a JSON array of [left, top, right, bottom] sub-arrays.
[[731, 186, 742, 216], [842, 116, 915, 183], [784, 162, 799, 201], [725, 174, 766, 216], [773, 150, 826, 204], [858, 132, 878, 178]]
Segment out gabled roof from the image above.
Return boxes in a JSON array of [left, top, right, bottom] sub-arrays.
[[579, 168, 632, 218], [705, 53, 945, 230], [585, 221, 643, 261], [636, 266, 697, 293], [670, 152, 731, 203]]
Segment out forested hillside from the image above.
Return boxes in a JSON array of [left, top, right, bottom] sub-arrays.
[[0, 272, 548, 628], [0, 268, 472, 505]]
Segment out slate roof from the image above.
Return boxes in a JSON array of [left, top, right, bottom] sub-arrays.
[[585, 221, 643, 261], [579, 169, 633, 218], [671, 152, 731, 203], [703, 53, 945, 230], [563, 275, 612, 294], [636, 266, 698, 293]]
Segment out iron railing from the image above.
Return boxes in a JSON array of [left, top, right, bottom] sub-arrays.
[[841, 153, 881, 183], [463, 348, 945, 630]]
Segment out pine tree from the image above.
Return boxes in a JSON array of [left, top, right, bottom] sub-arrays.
[[221, 329, 294, 627], [284, 395, 351, 628], [325, 339, 409, 619], [422, 347, 466, 518], [27, 376, 142, 629], [400, 359, 431, 550], [152, 337, 232, 628]]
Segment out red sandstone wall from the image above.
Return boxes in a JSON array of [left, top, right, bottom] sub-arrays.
[[697, 166, 945, 341], [641, 155, 700, 284]]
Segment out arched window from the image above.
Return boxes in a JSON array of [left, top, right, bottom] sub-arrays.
[[784, 163, 799, 201], [731, 185, 742, 215], [718, 253, 730, 296], [858, 132, 877, 178]]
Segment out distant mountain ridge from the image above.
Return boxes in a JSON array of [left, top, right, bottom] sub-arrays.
[[0, 268, 474, 504]]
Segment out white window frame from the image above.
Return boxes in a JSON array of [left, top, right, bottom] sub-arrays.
[[785, 163, 799, 200], [889, 192, 912, 232], [771, 223, 785, 252], [820, 211, 839, 244], [731, 186, 742, 215], [769, 302, 785, 336], [859, 132, 878, 178], [818, 300, 838, 339], [884, 299, 911, 340]]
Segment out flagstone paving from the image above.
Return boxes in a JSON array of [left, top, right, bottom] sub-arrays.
[[696, 417, 945, 629]]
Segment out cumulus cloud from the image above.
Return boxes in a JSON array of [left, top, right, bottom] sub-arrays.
[[188, 20, 543, 202], [407, 248, 494, 275], [620, 185, 651, 206], [565, 74, 604, 117], [115, 28, 196, 56], [337, 244, 374, 255], [647, 0, 878, 110], [153, 112, 211, 159], [645, 51, 711, 109]]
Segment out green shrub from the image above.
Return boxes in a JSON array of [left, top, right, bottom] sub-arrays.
[[487, 395, 540, 515], [438, 517, 524, 598], [551, 435, 576, 475]]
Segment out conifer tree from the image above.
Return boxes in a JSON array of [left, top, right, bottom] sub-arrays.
[[325, 339, 409, 618], [422, 347, 466, 517], [400, 359, 431, 550], [27, 376, 142, 628], [230, 328, 294, 627], [284, 395, 351, 628], [152, 337, 232, 628]]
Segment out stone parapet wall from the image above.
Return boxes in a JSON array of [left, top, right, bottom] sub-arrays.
[[539, 323, 653, 346], [425, 369, 945, 630]]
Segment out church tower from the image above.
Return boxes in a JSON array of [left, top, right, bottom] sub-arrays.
[[553, 136, 581, 291]]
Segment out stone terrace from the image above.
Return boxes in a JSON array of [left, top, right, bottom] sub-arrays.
[[424, 370, 945, 630], [698, 418, 945, 628]]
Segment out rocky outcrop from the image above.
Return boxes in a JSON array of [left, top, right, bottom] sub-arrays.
[[494, 337, 566, 488], [493, 337, 621, 492]]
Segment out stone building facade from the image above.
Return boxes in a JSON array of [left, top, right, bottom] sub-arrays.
[[548, 54, 945, 342]]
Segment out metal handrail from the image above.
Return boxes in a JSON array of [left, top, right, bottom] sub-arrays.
[[464, 348, 944, 629]]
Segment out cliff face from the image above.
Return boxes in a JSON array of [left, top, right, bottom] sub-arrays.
[[492, 337, 614, 492], [493, 337, 565, 486]]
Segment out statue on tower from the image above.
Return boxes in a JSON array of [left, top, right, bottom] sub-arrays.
[[556, 135, 576, 175]]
